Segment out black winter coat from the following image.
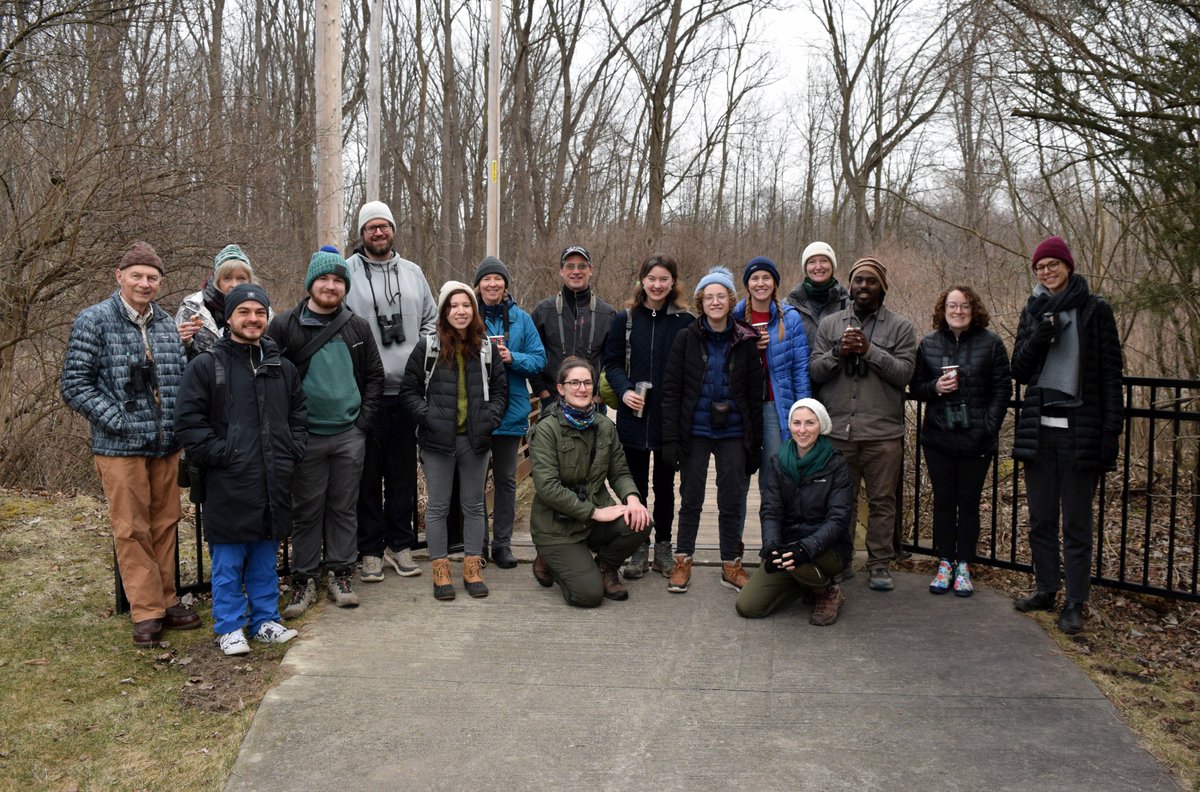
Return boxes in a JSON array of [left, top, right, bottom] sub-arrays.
[[398, 336, 508, 454], [529, 286, 616, 395], [175, 337, 308, 543], [758, 451, 855, 566], [267, 298, 386, 431], [1011, 293, 1123, 471], [910, 327, 1011, 457], [603, 302, 695, 450], [661, 318, 764, 471]]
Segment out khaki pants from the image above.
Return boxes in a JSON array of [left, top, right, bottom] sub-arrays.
[[831, 438, 903, 569], [94, 452, 182, 622]]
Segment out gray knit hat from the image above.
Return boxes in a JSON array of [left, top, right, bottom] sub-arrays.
[[473, 256, 510, 288]]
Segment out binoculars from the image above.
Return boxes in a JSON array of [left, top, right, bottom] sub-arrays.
[[124, 360, 157, 411], [943, 402, 970, 430], [376, 313, 406, 346], [843, 355, 868, 377]]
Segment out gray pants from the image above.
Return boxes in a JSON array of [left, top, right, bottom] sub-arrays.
[[290, 427, 366, 579], [423, 435, 491, 558], [488, 435, 522, 549]]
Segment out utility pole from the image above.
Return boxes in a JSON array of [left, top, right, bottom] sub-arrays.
[[315, 0, 344, 246], [486, 0, 501, 258], [366, 0, 382, 202]]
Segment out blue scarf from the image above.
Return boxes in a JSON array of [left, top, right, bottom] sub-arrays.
[[559, 399, 596, 431]]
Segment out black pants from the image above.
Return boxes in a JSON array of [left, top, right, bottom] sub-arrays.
[[676, 436, 746, 560], [357, 395, 418, 555], [923, 445, 991, 563], [623, 447, 676, 546]]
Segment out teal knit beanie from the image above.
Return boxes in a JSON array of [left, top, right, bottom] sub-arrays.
[[305, 246, 351, 292], [213, 244, 251, 273]]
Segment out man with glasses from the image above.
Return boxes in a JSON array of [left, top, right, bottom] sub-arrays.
[[344, 202, 437, 583], [61, 241, 201, 646], [530, 245, 616, 414]]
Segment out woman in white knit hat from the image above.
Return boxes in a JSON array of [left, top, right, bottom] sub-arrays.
[[784, 241, 850, 345]]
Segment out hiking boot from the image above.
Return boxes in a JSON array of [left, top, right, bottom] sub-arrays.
[[132, 618, 162, 647], [868, 567, 894, 591], [432, 557, 456, 601], [533, 553, 553, 587], [283, 577, 318, 619], [651, 542, 676, 576], [360, 555, 385, 583], [492, 546, 519, 569], [809, 584, 844, 626], [623, 542, 650, 580], [463, 555, 489, 598], [952, 562, 974, 598], [929, 559, 953, 595], [327, 574, 360, 608], [218, 628, 250, 656], [1014, 590, 1057, 612], [383, 547, 421, 577], [667, 554, 692, 593], [253, 620, 298, 644], [1057, 602, 1085, 634], [164, 602, 201, 630], [596, 558, 629, 601], [720, 557, 749, 591]]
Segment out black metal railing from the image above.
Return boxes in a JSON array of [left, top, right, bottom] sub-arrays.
[[902, 376, 1200, 603]]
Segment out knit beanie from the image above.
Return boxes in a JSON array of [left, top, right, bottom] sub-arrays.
[[788, 398, 832, 436], [742, 256, 780, 287], [437, 280, 478, 313], [1031, 235, 1075, 272], [305, 247, 352, 292], [473, 256, 510, 288], [357, 201, 395, 235], [800, 241, 837, 274], [120, 241, 163, 273], [848, 257, 888, 293], [224, 283, 271, 320], [213, 244, 251, 274], [694, 265, 736, 295]]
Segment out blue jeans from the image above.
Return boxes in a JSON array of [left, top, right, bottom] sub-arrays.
[[740, 401, 783, 534], [210, 540, 282, 635]]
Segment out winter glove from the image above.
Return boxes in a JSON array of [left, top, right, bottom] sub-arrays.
[[662, 443, 681, 472], [745, 449, 761, 477], [759, 541, 784, 574], [1101, 434, 1120, 468], [1030, 316, 1057, 348], [775, 542, 811, 571]]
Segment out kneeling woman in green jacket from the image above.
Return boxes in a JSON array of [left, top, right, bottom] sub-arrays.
[[530, 356, 651, 606], [736, 398, 854, 626]]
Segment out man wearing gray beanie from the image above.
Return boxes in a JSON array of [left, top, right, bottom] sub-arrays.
[[343, 202, 437, 582]]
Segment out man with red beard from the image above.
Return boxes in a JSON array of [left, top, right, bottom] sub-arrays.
[[268, 248, 385, 617]]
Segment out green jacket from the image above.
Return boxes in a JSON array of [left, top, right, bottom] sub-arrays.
[[529, 405, 639, 546]]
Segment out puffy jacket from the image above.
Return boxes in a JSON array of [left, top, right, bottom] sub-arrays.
[[809, 304, 917, 441], [910, 327, 1011, 457], [174, 337, 308, 543], [61, 292, 187, 458], [603, 302, 695, 450], [734, 298, 811, 441], [481, 296, 546, 436], [528, 405, 640, 546], [1011, 292, 1123, 471], [398, 336, 508, 453], [661, 318, 764, 469], [786, 280, 851, 346], [175, 282, 224, 359], [758, 450, 854, 566], [530, 286, 615, 395], [267, 298, 386, 431]]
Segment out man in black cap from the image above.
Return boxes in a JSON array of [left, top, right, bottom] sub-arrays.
[[530, 245, 615, 413]]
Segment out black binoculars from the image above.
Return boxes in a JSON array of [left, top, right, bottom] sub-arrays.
[[943, 402, 970, 430], [843, 355, 868, 377], [376, 313, 405, 346], [124, 360, 157, 411]]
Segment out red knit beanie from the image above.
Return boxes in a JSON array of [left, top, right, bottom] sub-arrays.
[[1031, 236, 1074, 272]]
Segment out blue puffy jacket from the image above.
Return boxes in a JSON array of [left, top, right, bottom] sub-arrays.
[[734, 298, 811, 442], [481, 296, 545, 437], [61, 292, 187, 457]]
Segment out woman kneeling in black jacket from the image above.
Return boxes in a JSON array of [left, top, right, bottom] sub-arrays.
[[735, 398, 853, 626]]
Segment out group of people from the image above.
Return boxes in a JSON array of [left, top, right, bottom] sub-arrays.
[[61, 200, 1124, 653]]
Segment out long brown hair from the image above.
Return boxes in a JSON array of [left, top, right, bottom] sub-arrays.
[[931, 284, 991, 331], [628, 253, 687, 310], [740, 289, 787, 342], [436, 286, 486, 363]]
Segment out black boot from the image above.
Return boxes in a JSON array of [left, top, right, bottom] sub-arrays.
[[492, 546, 518, 569], [1013, 590, 1057, 612], [1057, 602, 1084, 634]]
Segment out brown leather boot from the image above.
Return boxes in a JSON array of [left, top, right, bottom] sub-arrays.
[[532, 553, 553, 587], [463, 555, 489, 598], [809, 584, 844, 626], [720, 557, 749, 591], [595, 558, 629, 601], [431, 558, 455, 601]]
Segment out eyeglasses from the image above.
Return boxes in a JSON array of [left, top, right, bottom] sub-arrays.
[[562, 263, 591, 272], [363, 223, 391, 236], [945, 303, 971, 313], [562, 379, 594, 390], [1032, 260, 1063, 274], [701, 294, 729, 304]]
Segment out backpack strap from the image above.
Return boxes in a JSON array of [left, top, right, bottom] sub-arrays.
[[289, 308, 353, 376], [424, 333, 493, 402]]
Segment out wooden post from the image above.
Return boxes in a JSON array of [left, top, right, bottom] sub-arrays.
[[315, 0, 344, 246], [486, 0, 501, 258]]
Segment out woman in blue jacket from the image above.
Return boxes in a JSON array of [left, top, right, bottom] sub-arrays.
[[474, 257, 546, 569], [604, 254, 695, 579]]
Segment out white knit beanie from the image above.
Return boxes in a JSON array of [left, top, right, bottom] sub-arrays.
[[437, 280, 477, 313], [357, 201, 395, 235], [800, 241, 837, 275], [788, 398, 832, 435]]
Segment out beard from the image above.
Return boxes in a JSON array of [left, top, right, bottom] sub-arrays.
[[364, 236, 392, 259]]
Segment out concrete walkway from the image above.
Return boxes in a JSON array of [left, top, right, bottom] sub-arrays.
[[225, 559, 1178, 791]]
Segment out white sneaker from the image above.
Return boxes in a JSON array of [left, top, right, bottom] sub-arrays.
[[219, 629, 251, 656], [252, 620, 298, 644], [383, 547, 422, 577], [360, 555, 385, 582]]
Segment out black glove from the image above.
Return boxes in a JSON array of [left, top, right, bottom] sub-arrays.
[[745, 449, 761, 477], [759, 541, 784, 574], [1101, 434, 1120, 467], [662, 443, 681, 471], [1030, 316, 1056, 348], [775, 542, 810, 571]]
